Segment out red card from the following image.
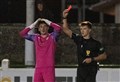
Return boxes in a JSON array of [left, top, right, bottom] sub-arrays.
[[67, 5, 72, 12]]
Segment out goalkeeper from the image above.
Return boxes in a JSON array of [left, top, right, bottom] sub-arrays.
[[19, 18, 61, 82]]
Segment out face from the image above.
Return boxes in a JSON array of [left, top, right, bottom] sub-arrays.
[[37, 3, 43, 11], [80, 25, 91, 37], [38, 23, 49, 35]]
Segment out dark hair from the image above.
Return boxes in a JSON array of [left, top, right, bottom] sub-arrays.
[[36, 0, 44, 4], [36, 0, 46, 8], [35, 21, 53, 34], [36, 21, 49, 27], [79, 21, 92, 29]]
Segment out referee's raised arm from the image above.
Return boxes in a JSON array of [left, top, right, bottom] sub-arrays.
[[62, 9, 73, 38]]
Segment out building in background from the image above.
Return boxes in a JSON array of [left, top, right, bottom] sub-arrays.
[[89, 0, 120, 23]]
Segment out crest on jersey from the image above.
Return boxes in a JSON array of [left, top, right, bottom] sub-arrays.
[[86, 50, 90, 56]]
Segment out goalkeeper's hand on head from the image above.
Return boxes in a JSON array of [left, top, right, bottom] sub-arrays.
[[28, 18, 41, 29], [41, 18, 52, 26]]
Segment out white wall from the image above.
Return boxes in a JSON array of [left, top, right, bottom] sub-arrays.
[[0, 68, 120, 82]]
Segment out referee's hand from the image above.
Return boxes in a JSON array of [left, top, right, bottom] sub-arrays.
[[82, 58, 92, 64]]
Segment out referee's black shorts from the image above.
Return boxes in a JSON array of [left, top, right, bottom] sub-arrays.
[[77, 66, 98, 82]]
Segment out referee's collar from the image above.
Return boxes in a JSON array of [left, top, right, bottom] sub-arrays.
[[82, 37, 93, 41]]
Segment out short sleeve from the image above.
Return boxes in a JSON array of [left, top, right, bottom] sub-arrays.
[[97, 42, 105, 54], [71, 33, 82, 44]]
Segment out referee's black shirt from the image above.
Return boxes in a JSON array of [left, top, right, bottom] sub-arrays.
[[71, 33, 105, 67]]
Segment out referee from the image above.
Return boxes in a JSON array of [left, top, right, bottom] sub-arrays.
[[62, 9, 107, 82]]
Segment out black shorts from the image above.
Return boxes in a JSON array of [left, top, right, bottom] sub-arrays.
[[76, 66, 98, 82]]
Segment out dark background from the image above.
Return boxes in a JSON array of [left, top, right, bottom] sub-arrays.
[[0, 0, 114, 23]]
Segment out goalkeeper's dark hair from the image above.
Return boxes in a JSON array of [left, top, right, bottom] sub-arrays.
[[35, 21, 53, 34]]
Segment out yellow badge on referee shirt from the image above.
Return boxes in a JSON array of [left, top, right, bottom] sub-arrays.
[[86, 50, 90, 56]]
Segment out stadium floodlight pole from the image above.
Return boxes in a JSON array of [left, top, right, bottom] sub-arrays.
[[25, 0, 35, 66], [76, 0, 82, 23], [100, 0, 104, 23], [115, 3, 120, 23], [82, 0, 85, 21], [61, 0, 66, 12]]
